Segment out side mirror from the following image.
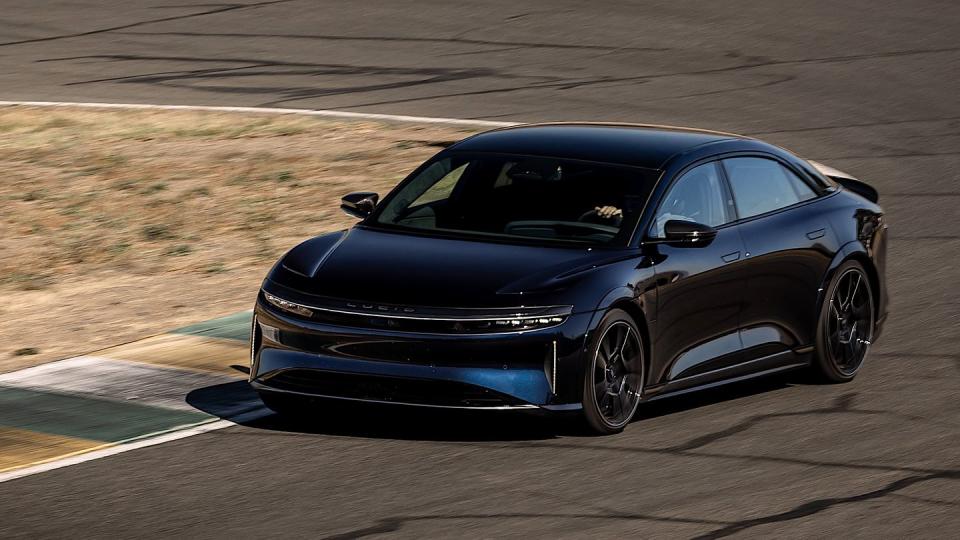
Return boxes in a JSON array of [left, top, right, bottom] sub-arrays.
[[340, 192, 379, 219], [658, 219, 718, 247]]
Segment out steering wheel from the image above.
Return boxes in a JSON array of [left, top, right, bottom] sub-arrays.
[[578, 209, 597, 222], [665, 198, 702, 222], [577, 207, 621, 223]]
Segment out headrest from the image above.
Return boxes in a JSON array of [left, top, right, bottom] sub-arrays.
[[506, 159, 562, 183]]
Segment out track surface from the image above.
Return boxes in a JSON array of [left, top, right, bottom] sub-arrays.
[[2, 1, 959, 537]]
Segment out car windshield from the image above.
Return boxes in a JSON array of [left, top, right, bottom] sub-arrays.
[[372, 153, 659, 246]]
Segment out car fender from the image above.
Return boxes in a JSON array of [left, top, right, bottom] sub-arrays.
[[587, 285, 651, 343], [815, 240, 871, 321]]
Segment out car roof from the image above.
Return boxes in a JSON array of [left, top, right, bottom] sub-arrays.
[[449, 123, 748, 170]]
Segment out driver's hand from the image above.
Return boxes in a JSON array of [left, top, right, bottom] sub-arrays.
[[595, 206, 623, 220]]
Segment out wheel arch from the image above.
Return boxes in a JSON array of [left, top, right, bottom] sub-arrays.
[[847, 252, 881, 320], [609, 299, 651, 356], [595, 293, 653, 388], [819, 242, 882, 322]]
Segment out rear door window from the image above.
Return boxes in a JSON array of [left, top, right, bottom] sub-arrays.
[[722, 157, 816, 219]]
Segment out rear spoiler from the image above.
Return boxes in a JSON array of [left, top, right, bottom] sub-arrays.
[[808, 160, 879, 203]]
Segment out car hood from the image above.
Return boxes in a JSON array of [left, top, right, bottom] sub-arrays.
[[272, 227, 628, 308]]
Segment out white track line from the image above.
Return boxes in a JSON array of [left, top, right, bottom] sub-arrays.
[[0, 356, 244, 412], [0, 408, 270, 484], [0, 100, 517, 128]]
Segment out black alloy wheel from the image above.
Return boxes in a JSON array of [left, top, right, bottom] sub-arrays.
[[582, 309, 645, 434], [814, 260, 875, 382]]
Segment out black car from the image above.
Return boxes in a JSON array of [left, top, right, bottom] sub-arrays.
[[249, 123, 888, 434]]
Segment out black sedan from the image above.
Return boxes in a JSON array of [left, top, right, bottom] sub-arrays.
[[249, 123, 888, 434]]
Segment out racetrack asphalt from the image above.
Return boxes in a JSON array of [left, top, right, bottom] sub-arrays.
[[1, 1, 959, 537]]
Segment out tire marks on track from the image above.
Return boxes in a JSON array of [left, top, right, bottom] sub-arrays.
[[0, 1, 298, 48]]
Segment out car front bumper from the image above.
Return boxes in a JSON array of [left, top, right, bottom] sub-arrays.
[[250, 297, 595, 411]]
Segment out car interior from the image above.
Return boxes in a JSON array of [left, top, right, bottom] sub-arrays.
[[650, 162, 729, 237], [380, 156, 653, 244]]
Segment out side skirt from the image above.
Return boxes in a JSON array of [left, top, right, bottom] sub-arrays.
[[645, 350, 811, 401], [544, 350, 812, 414]]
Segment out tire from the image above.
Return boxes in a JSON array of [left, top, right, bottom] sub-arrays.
[[580, 309, 646, 434], [812, 260, 875, 383]]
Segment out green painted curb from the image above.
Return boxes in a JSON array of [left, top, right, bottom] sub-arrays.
[[0, 386, 210, 443], [171, 311, 252, 342]]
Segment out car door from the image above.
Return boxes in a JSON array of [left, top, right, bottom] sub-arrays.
[[720, 156, 839, 357], [645, 161, 747, 387]]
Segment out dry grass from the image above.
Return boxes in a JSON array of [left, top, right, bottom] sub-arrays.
[[0, 106, 475, 371]]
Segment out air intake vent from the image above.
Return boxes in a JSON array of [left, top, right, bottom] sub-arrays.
[[260, 369, 525, 408]]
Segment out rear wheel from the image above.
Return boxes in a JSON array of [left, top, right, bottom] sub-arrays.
[[813, 260, 875, 382], [581, 309, 645, 434]]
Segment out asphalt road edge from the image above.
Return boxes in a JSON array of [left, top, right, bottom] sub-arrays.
[[0, 100, 518, 127], [0, 408, 270, 484]]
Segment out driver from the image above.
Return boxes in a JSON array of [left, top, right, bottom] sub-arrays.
[[595, 205, 622, 221], [591, 205, 623, 225]]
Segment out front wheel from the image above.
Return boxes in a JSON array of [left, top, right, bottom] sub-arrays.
[[581, 309, 646, 434], [813, 260, 875, 382]]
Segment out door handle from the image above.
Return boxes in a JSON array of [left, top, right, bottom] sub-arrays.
[[722, 251, 741, 263], [806, 228, 826, 240]]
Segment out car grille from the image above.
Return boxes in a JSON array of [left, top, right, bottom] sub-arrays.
[[260, 369, 525, 408]]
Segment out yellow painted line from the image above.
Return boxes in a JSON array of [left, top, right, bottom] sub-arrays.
[[97, 333, 249, 376], [0, 427, 108, 474], [0, 411, 269, 483]]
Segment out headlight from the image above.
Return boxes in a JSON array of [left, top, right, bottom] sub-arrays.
[[260, 291, 570, 333], [263, 291, 314, 318], [492, 317, 565, 330]]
